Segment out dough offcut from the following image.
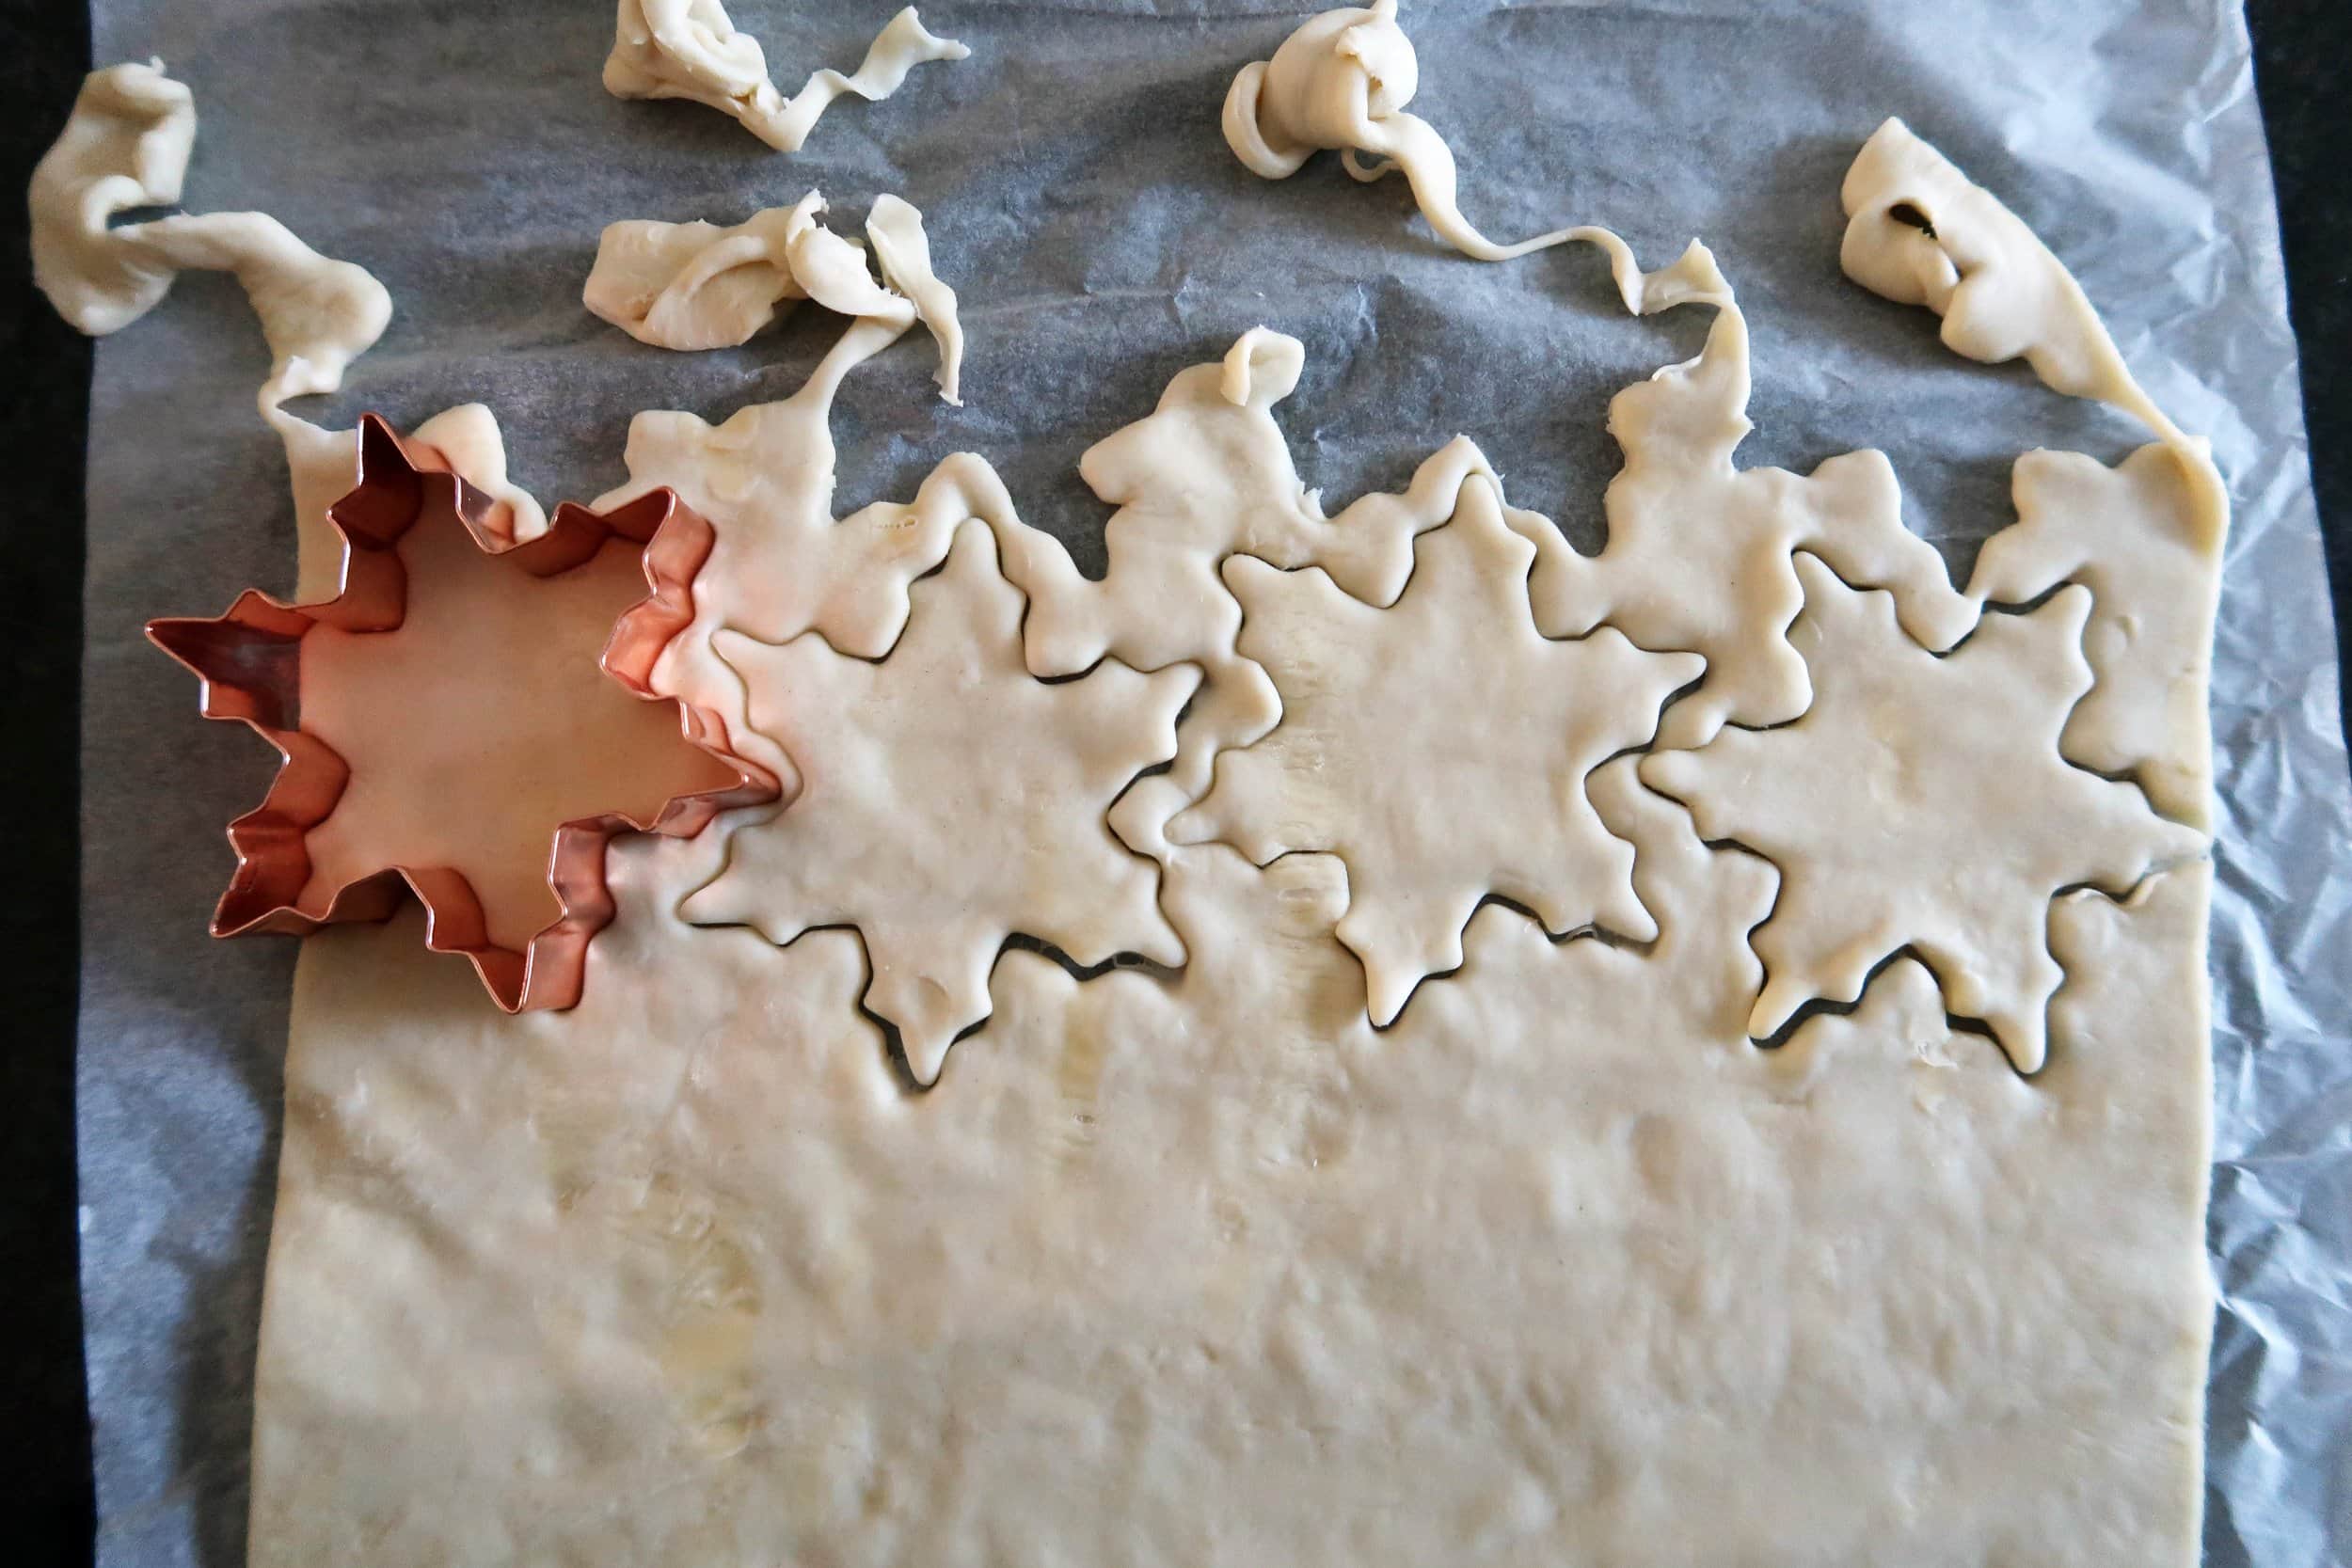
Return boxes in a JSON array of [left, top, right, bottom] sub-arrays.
[[244, 111, 2219, 1566]]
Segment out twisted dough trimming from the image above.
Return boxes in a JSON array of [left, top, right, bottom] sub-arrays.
[[30, 60, 542, 600], [31, 60, 387, 417], [605, 1, 966, 153], [1225, 1, 1611, 261], [582, 191, 962, 404], [1841, 119, 2213, 482], [1842, 118, 2229, 828]]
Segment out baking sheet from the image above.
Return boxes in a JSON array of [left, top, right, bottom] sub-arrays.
[[73, 1, 2348, 1563]]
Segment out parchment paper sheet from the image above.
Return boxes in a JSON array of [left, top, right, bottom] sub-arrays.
[[75, 2, 2348, 1563]]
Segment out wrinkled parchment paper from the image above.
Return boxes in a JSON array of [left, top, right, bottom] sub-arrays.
[[76, 2, 2348, 1563]]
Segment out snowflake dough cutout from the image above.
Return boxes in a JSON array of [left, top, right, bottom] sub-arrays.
[[1640, 553, 2206, 1073], [1970, 445, 2221, 830], [1048, 328, 1507, 854], [1170, 475, 1703, 1027], [682, 522, 1198, 1085], [1530, 280, 1979, 750], [1841, 119, 2232, 829]]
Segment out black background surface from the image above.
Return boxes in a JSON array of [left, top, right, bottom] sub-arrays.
[[1, 1, 2343, 1561]]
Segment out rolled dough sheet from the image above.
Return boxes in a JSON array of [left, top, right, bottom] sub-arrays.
[[82, 4, 2347, 1565], [240, 84, 2222, 1566], [251, 764, 2211, 1565]]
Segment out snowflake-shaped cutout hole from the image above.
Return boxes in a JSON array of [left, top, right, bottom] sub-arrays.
[[1640, 552, 2206, 1072], [682, 522, 1199, 1085], [1170, 475, 1704, 1026]]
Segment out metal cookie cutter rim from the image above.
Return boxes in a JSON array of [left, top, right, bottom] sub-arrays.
[[146, 415, 782, 1012]]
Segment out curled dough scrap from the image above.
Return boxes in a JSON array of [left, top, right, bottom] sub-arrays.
[[605, 1, 967, 153], [30, 62, 543, 599], [27, 58, 195, 334], [30, 59, 389, 409], [1223, 0, 1598, 261], [1842, 119, 2230, 828], [583, 191, 962, 404], [1839, 118, 2222, 530]]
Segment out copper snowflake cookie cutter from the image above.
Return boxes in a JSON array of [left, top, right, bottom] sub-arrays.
[[148, 415, 780, 1012]]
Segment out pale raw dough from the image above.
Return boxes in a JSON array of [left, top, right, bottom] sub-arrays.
[[1841, 118, 2204, 459], [1531, 254, 1980, 748], [860, 195, 962, 398], [279, 404, 548, 602], [1045, 227, 1715, 838], [152, 86, 2217, 1561], [583, 183, 2216, 1078], [249, 761, 2212, 1565], [1641, 554, 2207, 1073], [1168, 477, 1701, 1025], [29, 61, 389, 413], [586, 270, 1035, 735], [1226, 1, 1629, 261], [1842, 119, 2228, 828], [681, 522, 1198, 1085], [27, 58, 196, 335], [590, 226, 1729, 861], [1969, 447, 2219, 826], [575, 194, 995, 803], [604, 1, 966, 153], [583, 191, 962, 403], [28, 61, 543, 604]]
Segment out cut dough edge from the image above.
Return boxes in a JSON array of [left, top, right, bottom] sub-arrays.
[[1641, 551, 2208, 1075], [1164, 480, 1707, 1030], [1842, 116, 2230, 830], [580, 223, 1752, 1048], [33, 53, 2223, 1086], [575, 155, 2217, 1066], [1225, 5, 2223, 823], [676, 521, 1200, 1086]]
